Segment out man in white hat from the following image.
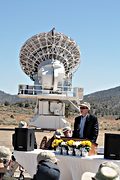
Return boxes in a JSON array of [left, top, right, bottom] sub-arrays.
[[72, 102, 99, 143], [81, 161, 120, 180]]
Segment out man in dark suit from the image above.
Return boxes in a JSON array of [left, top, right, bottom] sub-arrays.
[[72, 102, 99, 143]]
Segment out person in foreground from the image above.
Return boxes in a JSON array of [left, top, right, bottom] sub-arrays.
[[0, 146, 16, 180], [72, 102, 99, 143], [81, 161, 120, 180], [33, 151, 60, 180]]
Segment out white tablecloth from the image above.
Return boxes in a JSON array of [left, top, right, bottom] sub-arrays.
[[13, 149, 120, 180]]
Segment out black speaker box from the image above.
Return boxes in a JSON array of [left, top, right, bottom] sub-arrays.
[[13, 128, 35, 151], [104, 133, 120, 160]]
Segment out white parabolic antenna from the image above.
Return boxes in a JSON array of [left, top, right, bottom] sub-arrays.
[[18, 28, 83, 129]]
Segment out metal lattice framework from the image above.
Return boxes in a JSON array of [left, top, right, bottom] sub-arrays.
[[20, 29, 80, 80]]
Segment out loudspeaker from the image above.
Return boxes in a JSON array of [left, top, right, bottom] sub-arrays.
[[13, 128, 35, 151], [104, 133, 120, 160]]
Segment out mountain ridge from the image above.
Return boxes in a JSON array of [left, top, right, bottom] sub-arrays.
[[1, 85, 120, 101], [84, 86, 120, 118]]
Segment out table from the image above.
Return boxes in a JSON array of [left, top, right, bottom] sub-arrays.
[[13, 149, 120, 180]]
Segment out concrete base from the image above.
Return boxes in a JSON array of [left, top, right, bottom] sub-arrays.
[[29, 115, 70, 129]]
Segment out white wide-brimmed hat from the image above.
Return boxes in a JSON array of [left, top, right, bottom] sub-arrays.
[[62, 126, 71, 133], [37, 151, 58, 164], [80, 102, 91, 110], [81, 161, 120, 180], [18, 121, 27, 128], [54, 129, 62, 139]]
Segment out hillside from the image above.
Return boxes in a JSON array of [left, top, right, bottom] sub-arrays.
[[0, 90, 20, 104], [0, 86, 120, 127], [0, 90, 35, 104], [84, 86, 120, 118], [0, 90, 35, 126]]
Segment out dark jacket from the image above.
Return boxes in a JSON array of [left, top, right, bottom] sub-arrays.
[[72, 114, 99, 143], [33, 160, 60, 180]]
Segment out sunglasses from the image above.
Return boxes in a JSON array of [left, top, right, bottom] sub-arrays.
[[80, 106, 88, 109], [0, 159, 9, 167], [2, 159, 9, 165]]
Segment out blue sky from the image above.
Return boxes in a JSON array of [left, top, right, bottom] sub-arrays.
[[0, 0, 120, 95]]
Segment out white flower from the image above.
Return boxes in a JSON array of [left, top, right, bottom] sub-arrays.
[[74, 141, 81, 147], [61, 142, 66, 146]]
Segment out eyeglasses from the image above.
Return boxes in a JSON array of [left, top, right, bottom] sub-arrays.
[[80, 106, 88, 109]]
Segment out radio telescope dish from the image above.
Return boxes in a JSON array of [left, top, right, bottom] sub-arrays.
[[20, 28, 80, 81], [18, 28, 83, 129]]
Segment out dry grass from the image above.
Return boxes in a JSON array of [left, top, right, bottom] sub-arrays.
[[0, 105, 34, 125], [0, 105, 120, 130], [0, 105, 120, 149]]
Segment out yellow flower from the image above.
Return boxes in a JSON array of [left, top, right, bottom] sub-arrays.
[[66, 140, 75, 147], [81, 141, 86, 146], [52, 139, 63, 148], [84, 140, 92, 147], [80, 140, 92, 147]]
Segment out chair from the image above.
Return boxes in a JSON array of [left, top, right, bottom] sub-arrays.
[[39, 136, 48, 149]]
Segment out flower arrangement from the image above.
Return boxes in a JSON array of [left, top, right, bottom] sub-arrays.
[[77, 140, 92, 152], [52, 139, 92, 156]]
